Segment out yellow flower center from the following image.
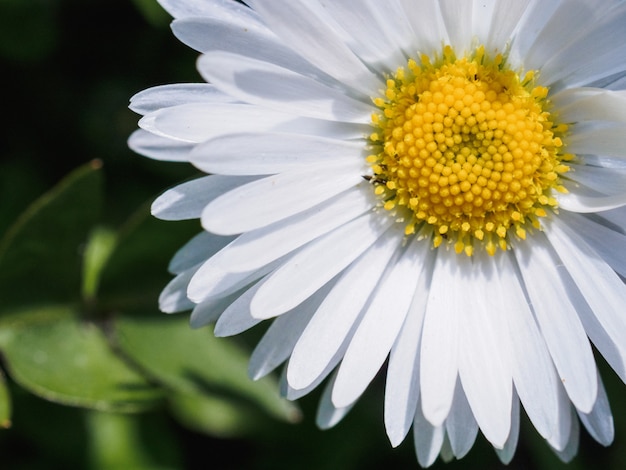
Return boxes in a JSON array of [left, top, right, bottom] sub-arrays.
[[367, 46, 571, 255]]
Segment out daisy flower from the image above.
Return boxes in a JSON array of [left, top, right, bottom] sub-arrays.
[[129, 0, 626, 466]]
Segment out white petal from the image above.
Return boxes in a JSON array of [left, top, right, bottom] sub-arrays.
[[287, 227, 399, 391], [457, 253, 512, 449], [563, 212, 626, 278], [129, 83, 238, 115], [546, 382, 574, 452], [332, 236, 430, 409], [128, 129, 193, 162], [483, 0, 532, 53], [315, 371, 354, 430], [414, 397, 446, 468], [140, 102, 369, 144], [545, 215, 626, 382], [190, 132, 365, 176], [285, 350, 345, 401], [384, 248, 434, 447], [551, 88, 626, 123], [250, 212, 395, 319], [565, 163, 626, 195], [498, 252, 560, 440], [397, 0, 447, 54], [513, 235, 598, 413], [188, 291, 240, 328], [201, 159, 366, 235], [152, 175, 258, 221], [538, 6, 626, 88], [318, 0, 408, 72], [522, 0, 614, 78], [551, 407, 580, 462], [248, 286, 328, 380], [187, 254, 281, 304], [245, 0, 382, 96], [439, 0, 474, 53], [566, 123, 626, 158], [212, 281, 264, 336], [557, 191, 626, 213], [157, 0, 261, 22], [159, 266, 197, 313], [495, 394, 520, 465], [212, 187, 373, 273], [197, 51, 372, 122], [445, 378, 478, 459], [578, 371, 614, 447], [168, 231, 236, 275], [508, 0, 562, 65], [420, 248, 460, 427]]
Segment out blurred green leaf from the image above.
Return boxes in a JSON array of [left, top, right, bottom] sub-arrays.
[[0, 306, 162, 413], [131, 0, 171, 27], [114, 314, 301, 436], [86, 411, 179, 470], [168, 390, 263, 438], [82, 226, 118, 302], [0, 160, 103, 309], [0, 371, 11, 430]]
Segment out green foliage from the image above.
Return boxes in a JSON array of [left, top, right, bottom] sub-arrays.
[[0, 308, 162, 413], [0, 160, 298, 469], [0, 161, 103, 308], [115, 315, 300, 435]]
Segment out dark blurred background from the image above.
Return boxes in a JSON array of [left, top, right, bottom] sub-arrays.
[[1, 1, 625, 469]]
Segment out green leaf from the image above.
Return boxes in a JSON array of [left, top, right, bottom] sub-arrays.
[[114, 314, 300, 435], [86, 411, 180, 470], [0, 305, 162, 413], [131, 0, 171, 28], [168, 390, 264, 438], [0, 370, 12, 429], [0, 160, 103, 309], [82, 226, 117, 302]]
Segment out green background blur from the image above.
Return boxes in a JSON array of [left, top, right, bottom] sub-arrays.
[[1, 0, 625, 468]]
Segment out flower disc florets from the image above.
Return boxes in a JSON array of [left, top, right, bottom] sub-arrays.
[[368, 46, 571, 255]]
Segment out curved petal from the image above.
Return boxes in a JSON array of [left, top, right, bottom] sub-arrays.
[[445, 378, 479, 459], [201, 159, 366, 235], [248, 285, 330, 380], [545, 216, 626, 383], [384, 249, 434, 447], [551, 88, 626, 123], [457, 253, 512, 449], [331, 236, 430, 408], [420, 248, 460, 427], [212, 281, 264, 336], [250, 212, 395, 319], [498, 252, 560, 440], [245, 0, 382, 96], [190, 132, 365, 176], [315, 371, 354, 430], [152, 175, 259, 221], [197, 51, 373, 122], [157, 0, 261, 22], [209, 187, 373, 273], [129, 83, 239, 115], [414, 396, 446, 468], [128, 129, 193, 162], [495, 394, 520, 465], [287, 227, 399, 391], [169, 231, 236, 275], [513, 234, 598, 413]]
